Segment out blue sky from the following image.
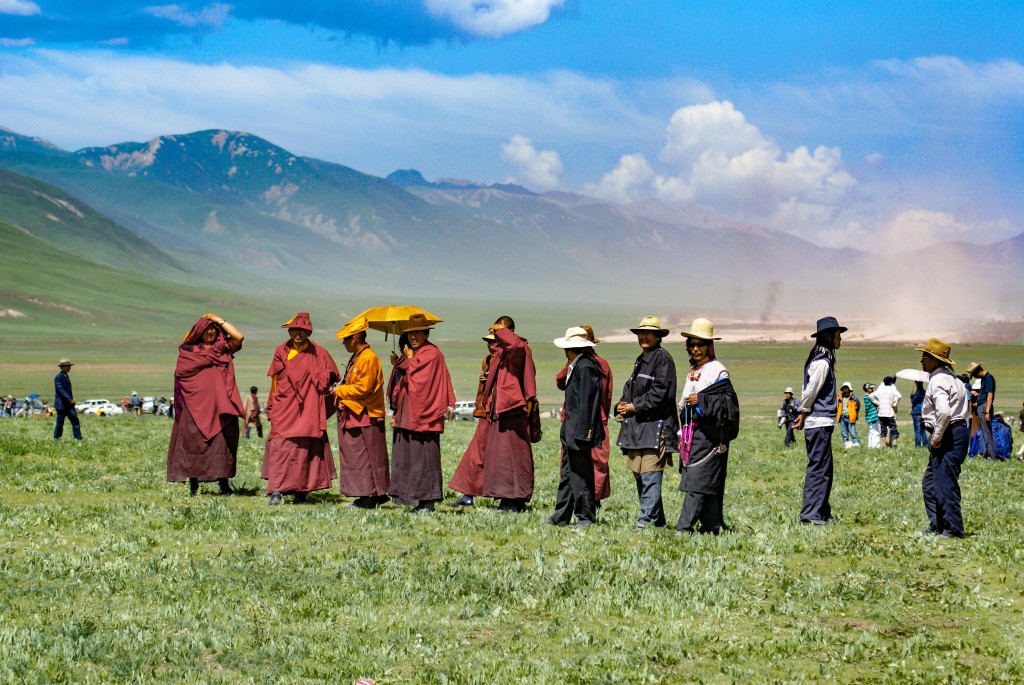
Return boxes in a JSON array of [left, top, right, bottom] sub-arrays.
[[1, 0, 1022, 249]]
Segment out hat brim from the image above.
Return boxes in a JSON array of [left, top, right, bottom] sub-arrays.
[[680, 331, 722, 341], [630, 327, 669, 336], [812, 325, 848, 336], [404, 325, 433, 333], [554, 338, 596, 349], [916, 348, 955, 366]]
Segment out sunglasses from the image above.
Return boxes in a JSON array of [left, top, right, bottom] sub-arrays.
[[685, 339, 708, 348]]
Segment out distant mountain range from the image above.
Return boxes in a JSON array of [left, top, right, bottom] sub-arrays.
[[1, 124, 1022, 337]]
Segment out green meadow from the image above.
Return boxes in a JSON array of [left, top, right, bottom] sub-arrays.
[[2, 340, 1024, 683]]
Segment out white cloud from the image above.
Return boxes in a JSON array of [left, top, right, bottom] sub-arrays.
[[583, 153, 654, 204], [0, 0, 39, 16], [143, 3, 232, 29], [424, 0, 564, 37], [500, 134, 563, 191], [881, 209, 973, 252], [865, 152, 884, 166], [100, 37, 130, 47], [0, 37, 34, 46], [646, 101, 856, 224]]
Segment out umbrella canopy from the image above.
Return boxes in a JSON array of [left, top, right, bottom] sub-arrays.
[[351, 305, 444, 338], [895, 368, 930, 384], [28, 393, 39, 399]]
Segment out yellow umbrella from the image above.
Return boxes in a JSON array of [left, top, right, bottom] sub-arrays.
[[341, 305, 444, 346]]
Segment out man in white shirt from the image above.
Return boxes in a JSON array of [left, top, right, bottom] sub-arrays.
[[870, 376, 902, 448], [917, 338, 970, 538]]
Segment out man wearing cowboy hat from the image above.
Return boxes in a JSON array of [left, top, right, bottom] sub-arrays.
[[334, 316, 390, 509], [548, 327, 604, 527], [53, 357, 82, 441], [794, 316, 846, 525], [615, 316, 679, 530], [917, 338, 970, 537], [966, 362, 997, 460], [780, 387, 800, 447]]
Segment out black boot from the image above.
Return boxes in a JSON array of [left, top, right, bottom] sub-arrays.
[[218, 478, 234, 495], [188, 479, 199, 497]]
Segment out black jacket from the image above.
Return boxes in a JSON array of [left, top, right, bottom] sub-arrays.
[[53, 371, 74, 413], [560, 352, 604, 451], [616, 346, 679, 452], [680, 377, 740, 494]]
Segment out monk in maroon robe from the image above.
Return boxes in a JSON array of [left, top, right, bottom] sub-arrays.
[[448, 332, 497, 505], [555, 325, 613, 502], [261, 312, 340, 505], [479, 316, 538, 512], [388, 313, 456, 512], [167, 313, 246, 496]]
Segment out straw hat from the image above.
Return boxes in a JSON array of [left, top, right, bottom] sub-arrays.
[[336, 316, 370, 340], [579, 325, 600, 343], [966, 361, 982, 376], [680, 317, 721, 341], [629, 316, 669, 337], [57, 357, 74, 367], [282, 312, 313, 332], [916, 338, 955, 366], [554, 327, 596, 349]]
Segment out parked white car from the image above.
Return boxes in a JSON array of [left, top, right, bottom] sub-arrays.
[[452, 400, 477, 421], [78, 400, 124, 416]]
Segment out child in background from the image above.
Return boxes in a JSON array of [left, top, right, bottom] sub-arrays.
[[863, 382, 880, 448]]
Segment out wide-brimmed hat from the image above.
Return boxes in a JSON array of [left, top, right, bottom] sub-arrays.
[[404, 313, 434, 333], [630, 316, 669, 336], [57, 357, 74, 366], [966, 361, 982, 376], [680, 317, 721, 341], [784, 387, 794, 394], [916, 338, 955, 366], [482, 331, 496, 342], [811, 316, 848, 337], [554, 326, 596, 349], [336, 316, 369, 340], [282, 312, 313, 332], [579, 325, 600, 343], [841, 382, 852, 391]]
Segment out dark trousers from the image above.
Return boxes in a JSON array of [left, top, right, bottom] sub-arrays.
[[800, 425, 834, 522], [879, 417, 899, 444], [245, 424, 264, 439], [634, 471, 666, 526], [550, 446, 596, 524], [53, 410, 82, 440], [784, 423, 796, 447], [974, 405, 995, 458], [923, 423, 968, 536]]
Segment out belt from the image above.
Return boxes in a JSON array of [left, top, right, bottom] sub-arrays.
[[950, 419, 967, 427]]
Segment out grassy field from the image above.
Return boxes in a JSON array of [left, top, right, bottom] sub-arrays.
[[2, 395, 1024, 682]]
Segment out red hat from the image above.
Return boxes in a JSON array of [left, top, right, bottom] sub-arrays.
[[282, 312, 313, 332]]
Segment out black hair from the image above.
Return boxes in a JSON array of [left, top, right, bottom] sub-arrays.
[[494, 315, 515, 331], [804, 331, 837, 369], [250, 386, 258, 393]]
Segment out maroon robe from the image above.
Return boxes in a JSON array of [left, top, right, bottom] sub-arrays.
[[480, 327, 537, 501], [557, 351, 612, 501], [389, 342, 455, 501], [167, 317, 245, 482], [448, 353, 491, 496], [261, 340, 340, 493]]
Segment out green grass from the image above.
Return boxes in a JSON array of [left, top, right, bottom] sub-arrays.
[[2, 409, 1024, 683]]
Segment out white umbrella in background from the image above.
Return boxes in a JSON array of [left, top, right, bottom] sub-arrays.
[[895, 368, 930, 384]]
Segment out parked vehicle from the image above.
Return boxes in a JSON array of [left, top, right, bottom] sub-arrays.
[[452, 400, 477, 421], [79, 400, 124, 417]]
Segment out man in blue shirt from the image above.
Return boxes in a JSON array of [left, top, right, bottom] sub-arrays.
[[967, 362, 997, 459]]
